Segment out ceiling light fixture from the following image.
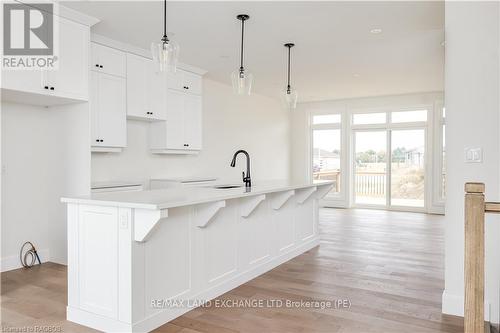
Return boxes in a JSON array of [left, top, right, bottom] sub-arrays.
[[151, 0, 179, 73], [370, 28, 382, 34], [231, 14, 252, 95], [282, 43, 298, 109]]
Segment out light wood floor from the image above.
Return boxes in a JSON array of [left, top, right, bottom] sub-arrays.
[[1, 209, 464, 332]]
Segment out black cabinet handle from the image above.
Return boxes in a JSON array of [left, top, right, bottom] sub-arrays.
[[183, 144, 190, 147], [95, 64, 99, 67], [100, 139, 104, 142], [96, 139, 99, 142], [44, 86, 48, 89], [100, 65, 103, 68], [50, 87, 54, 90]]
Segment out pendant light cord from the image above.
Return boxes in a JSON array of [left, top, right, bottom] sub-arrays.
[[163, 0, 168, 40], [240, 19, 245, 72], [287, 46, 291, 89]]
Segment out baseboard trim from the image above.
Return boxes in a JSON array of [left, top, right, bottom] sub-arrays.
[[442, 290, 491, 322], [1, 248, 50, 272]]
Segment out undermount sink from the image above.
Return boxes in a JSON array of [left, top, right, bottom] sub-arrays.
[[212, 184, 243, 189]]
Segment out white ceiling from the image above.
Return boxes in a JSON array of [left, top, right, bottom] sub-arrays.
[[63, 1, 445, 102]]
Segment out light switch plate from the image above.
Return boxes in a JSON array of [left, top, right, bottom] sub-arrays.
[[465, 148, 483, 163]]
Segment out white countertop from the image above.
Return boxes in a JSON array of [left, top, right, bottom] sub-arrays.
[[62, 180, 334, 210]]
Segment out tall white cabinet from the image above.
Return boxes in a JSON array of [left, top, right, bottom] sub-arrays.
[[90, 43, 127, 152], [150, 70, 203, 154]]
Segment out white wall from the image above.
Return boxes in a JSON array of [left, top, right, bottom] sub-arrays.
[[442, 1, 500, 324], [91, 79, 290, 185], [290, 92, 444, 212], [1, 102, 90, 270]]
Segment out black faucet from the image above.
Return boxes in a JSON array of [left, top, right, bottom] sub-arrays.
[[230, 150, 251, 187]]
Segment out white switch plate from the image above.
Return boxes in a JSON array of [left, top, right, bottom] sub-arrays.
[[119, 214, 128, 229], [465, 148, 483, 163]]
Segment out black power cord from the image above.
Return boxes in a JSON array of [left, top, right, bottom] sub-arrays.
[[20, 242, 42, 268]]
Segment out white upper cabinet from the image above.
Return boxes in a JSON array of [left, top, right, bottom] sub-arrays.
[[126, 54, 167, 121], [45, 17, 89, 100], [167, 69, 202, 95], [90, 71, 127, 150], [91, 43, 126, 78], [1, 16, 90, 105], [150, 72, 203, 154], [183, 94, 202, 150]]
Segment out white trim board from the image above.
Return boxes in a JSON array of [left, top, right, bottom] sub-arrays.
[[1, 248, 50, 272]]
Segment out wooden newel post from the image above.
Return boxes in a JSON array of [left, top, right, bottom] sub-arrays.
[[464, 182, 485, 333]]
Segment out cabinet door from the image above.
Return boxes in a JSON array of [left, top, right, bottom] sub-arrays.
[[1, 69, 45, 94], [47, 17, 89, 100], [90, 71, 101, 146], [184, 94, 202, 150], [97, 73, 127, 148], [183, 72, 202, 95], [167, 70, 184, 91], [126, 54, 149, 119], [91, 43, 126, 78], [164, 89, 185, 149], [148, 61, 167, 120]]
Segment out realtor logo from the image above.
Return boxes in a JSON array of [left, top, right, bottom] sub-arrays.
[[2, 1, 57, 69]]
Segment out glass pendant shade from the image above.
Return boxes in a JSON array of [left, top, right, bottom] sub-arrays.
[[151, 38, 179, 73], [231, 69, 253, 95], [282, 87, 298, 109]]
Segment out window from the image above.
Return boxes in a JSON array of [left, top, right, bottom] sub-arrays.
[[313, 129, 341, 193], [312, 114, 341, 125], [352, 112, 386, 125], [391, 110, 427, 123]]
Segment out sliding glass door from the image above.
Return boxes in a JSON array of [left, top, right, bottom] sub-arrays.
[[354, 131, 387, 206], [390, 129, 425, 208], [353, 127, 426, 210]]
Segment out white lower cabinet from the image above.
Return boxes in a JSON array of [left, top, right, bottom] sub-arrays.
[[90, 71, 127, 151], [150, 89, 202, 154]]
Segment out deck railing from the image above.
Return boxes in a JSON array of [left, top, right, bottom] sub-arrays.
[[464, 183, 499, 333], [355, 171, 386, 196]]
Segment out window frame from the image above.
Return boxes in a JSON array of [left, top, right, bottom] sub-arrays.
[[309, 110, 343, 200]]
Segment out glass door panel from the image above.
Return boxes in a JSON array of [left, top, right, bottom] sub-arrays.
[[354, 131, 387, 206], [390, 129, 425, 208], [312, 129, 341, 198]]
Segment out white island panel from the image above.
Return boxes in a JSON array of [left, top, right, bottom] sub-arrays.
[[63, 181, 333, 332]]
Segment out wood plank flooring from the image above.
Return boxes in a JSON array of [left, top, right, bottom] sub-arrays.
[[1, 208, 464, 332]]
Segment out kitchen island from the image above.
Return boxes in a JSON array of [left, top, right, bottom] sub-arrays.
[[61, 180, 334, 332]]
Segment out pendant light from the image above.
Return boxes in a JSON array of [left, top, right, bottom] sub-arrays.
[[282, 43, 298, 109], [151, 0, 179, 73], [231, 14, 253, 95]]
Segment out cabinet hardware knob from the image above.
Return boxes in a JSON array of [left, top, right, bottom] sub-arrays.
[[44, 86, 49, 89], [100, 139, 104, 142], [50, 87, 54, 90], [96, 139, 99, 142], [95, 64, 99, 67], [100, 65, 103, 68]]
